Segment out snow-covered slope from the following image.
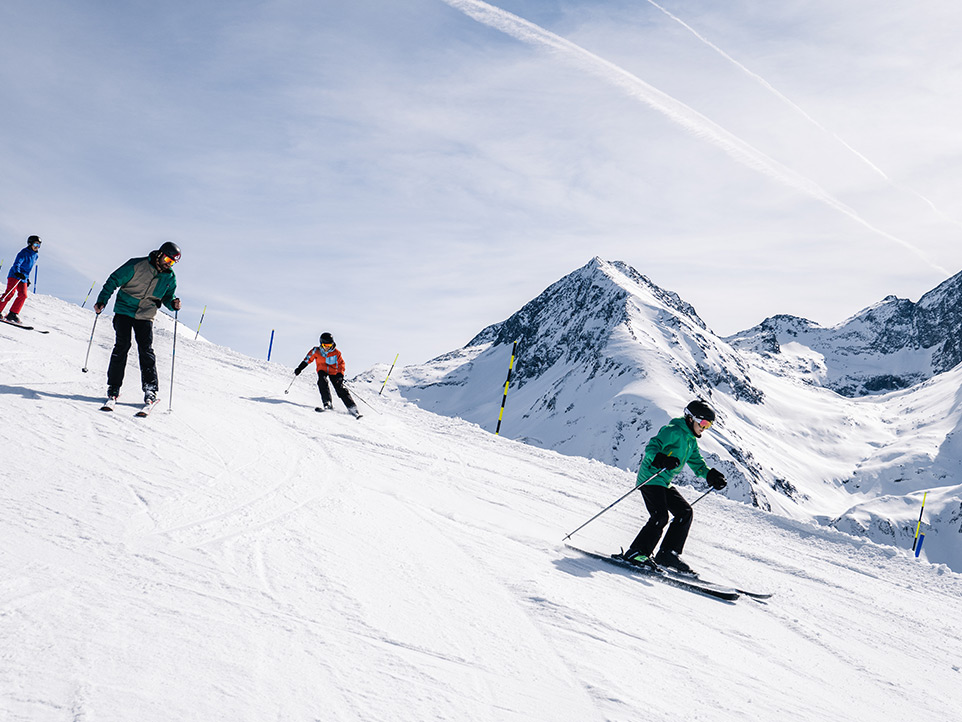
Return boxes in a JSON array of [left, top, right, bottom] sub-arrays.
[[389, 258, 962, 570], [3, 293, 961, 720]]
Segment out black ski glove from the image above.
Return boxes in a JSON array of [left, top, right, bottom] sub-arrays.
[[652, 452, 680, 470], [706, 468, 727, 490], [294, 362, 307, 376]]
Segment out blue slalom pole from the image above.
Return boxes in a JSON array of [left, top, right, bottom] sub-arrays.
[[267, 329, 275, 361], [914, 534, 925, 558]]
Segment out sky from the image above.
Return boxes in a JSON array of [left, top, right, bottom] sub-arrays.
[[3, 0, 962, 373]]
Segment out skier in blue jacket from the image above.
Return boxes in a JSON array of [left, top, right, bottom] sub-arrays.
[[1, 235, 41, 324]]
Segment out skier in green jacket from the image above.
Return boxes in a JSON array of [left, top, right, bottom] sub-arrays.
[[618, 399, 727, 574], [94, 242, 182, 405]]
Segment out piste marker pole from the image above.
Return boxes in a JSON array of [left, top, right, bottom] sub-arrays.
[[379, 353, 399, 396], [912, 491, 928, 552], [495, 340, 518, 435], [195, 305, 207, 340], [81, 282, 96, 308]]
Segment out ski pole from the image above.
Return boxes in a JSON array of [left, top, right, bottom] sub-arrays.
[[284, 375, 297, 394], [690, 488, 714, 506], [81, 313, 100, 373], [347, 382, 378, 413], [563, 469, 666, 541], [168, 309, 178, 412]]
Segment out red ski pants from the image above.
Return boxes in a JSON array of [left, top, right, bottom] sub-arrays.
[[0, 277, 28, 315]]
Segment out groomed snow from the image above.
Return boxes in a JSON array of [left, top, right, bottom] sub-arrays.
[[2, 294, 960, 721]]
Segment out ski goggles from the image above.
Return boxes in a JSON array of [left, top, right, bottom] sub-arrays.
[[321, 343, 334, 350], [692, 417, 713, 430], [160, 253, 179, 266]]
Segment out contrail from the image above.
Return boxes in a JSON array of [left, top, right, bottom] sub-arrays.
[[643, 0, 962, 231], [439, 0, 951, 276]]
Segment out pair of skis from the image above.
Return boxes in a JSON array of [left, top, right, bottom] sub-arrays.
[[565, 544, 771, 601], [315, 406, 363, 419], [100, 398, 158, 418]]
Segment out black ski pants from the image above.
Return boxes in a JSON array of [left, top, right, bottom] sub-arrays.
[[317, 371, 356, 409], [107, 315, 158, 394], [627, 485, 693, 558]]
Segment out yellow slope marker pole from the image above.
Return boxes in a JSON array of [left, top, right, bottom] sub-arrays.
[[81, 281, 96, 308], [194, 305, 207, 340], [379, 353, 399, 395], [495, 340, 519, 435]]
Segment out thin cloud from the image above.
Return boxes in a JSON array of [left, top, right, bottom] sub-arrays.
[[440, 0, 951, 276], [642, 0, 962, 231]]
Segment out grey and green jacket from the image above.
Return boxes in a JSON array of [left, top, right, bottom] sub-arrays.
[[637, 417, 710, 488], [97, 253, 177, 321]]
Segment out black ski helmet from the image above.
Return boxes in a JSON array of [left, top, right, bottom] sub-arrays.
[[684, 399, 716, 424], [27, 235, 41, 246], [157, 241, 181, 262], [319, 332, 335, 346]]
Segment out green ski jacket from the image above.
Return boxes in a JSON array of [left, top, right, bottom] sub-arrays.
[[636, 416, 710, 488], [97, 254, 177, 321]]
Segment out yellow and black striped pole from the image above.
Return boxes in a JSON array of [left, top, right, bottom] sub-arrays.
[[495, 340, 519, 435], [379, 353, 399, 395]]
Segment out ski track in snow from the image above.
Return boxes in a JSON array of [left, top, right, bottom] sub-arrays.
[[2, 295, 962, 721]]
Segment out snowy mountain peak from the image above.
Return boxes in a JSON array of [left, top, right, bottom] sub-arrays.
[[464, 257, 708, 390], [394, 257, 764, 474], [728, 268, 962, 396]]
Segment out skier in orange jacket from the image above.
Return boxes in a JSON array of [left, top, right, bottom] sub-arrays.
[[294, 332, 361, 417]]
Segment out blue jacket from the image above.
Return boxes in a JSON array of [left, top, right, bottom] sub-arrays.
[[7, 246, 38, 281]]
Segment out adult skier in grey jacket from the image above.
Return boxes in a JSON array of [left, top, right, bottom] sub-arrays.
[[94, 242, 182, 404]]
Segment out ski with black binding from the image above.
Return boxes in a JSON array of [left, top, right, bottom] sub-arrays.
[[0, 318, 49, 333], [564, 544, 741, 601]]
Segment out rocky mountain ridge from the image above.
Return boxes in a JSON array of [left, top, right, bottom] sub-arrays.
[[727, 270, 962, 396]]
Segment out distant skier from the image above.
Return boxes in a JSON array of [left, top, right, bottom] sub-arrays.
[[617, 399, 728, 574], [1, 235, 42, 324], [294, 332, 361, 417], [93, 242, 182, 406]]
